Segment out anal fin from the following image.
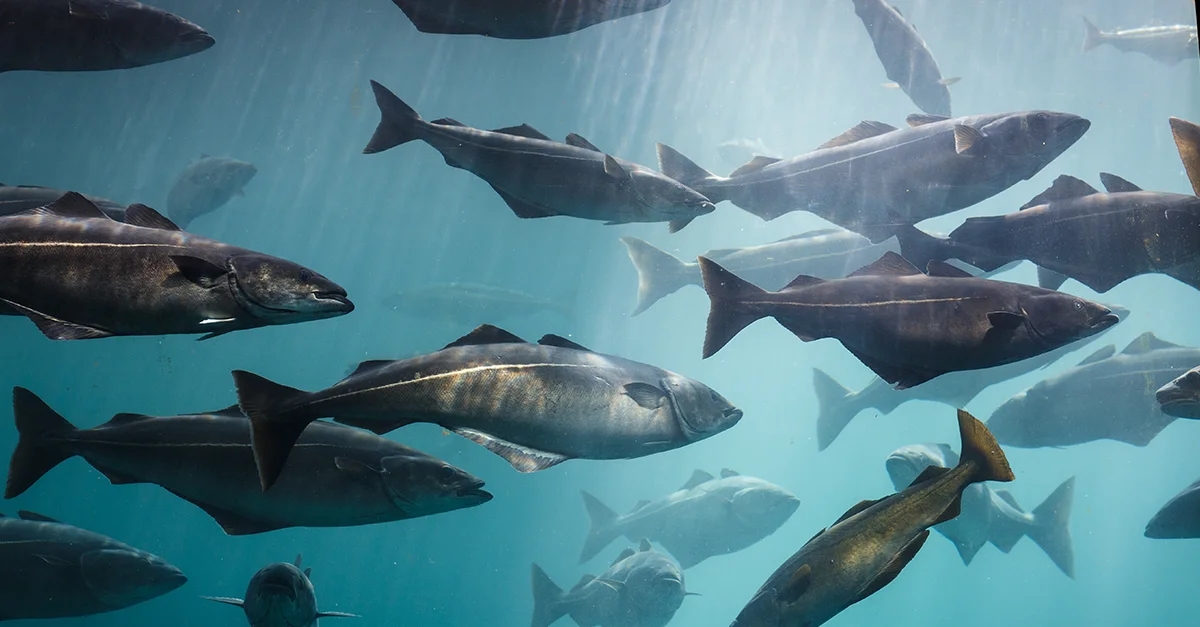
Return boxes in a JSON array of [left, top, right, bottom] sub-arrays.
[[489, 185, 559, 219], [452, 428, 569, 472], [849, 530, 929, 605], [168, 490, 287, 535], [334, 416, 410, 435], [0, 298, 112, 340]]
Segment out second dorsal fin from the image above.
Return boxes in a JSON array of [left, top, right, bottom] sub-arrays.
[[538, 334, 591, 352], [729, 156, 783, 177], [816, 121, 898, 150], [443, 325, 527, 349], [681, 470, 714, 491], [848, 251, 922, 278], [1122, 331, 1179, 355], [907, 113, 950, 126], [925, 260, 973, 278], [125, 204, 182, 230], [1098, 172, 1142, 193], [490, 124, 551, 141], [1020, 175, 1099, 209], [565, 133, 601, 151], [32, 192, 110, 220]]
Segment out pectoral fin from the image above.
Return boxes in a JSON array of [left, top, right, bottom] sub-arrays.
[[986, 311, 1025, 330], [777, 564, 812, 604], [848, 530, 929, 605]]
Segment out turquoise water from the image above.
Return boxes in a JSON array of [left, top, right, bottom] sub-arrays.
[[0, 0, 1198, 625]]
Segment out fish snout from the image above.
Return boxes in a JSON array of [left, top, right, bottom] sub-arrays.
[[314, 290, 355, 313], [1156, 382, 1198, 409], [1092, 310, 1121, 329]]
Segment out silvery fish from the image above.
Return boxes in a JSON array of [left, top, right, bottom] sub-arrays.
[[388, 0, 673, 39], [1082, 17, 1198, 66]]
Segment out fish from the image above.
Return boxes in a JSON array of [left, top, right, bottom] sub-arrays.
[[4, 388, 491, 534], [716, 138, 778, 169], [811, 304, 1128, 450], [166, 156, 258, 228], [0, 184, 127, 220], [204, 555, 357, 627], [363, 81, 715, 233], [0, 0, 214, 72], [985, 332, 1200, 448], [579, 468, 799, 568], [621, 229, 899, 315], [0, 510, 186, 621], [886, 444, 1075, 577], [532, 539, 692, 627], [0, 192, 352, 340], [657, 111, 1090, 241], [1145, 478, 1200, 539], [851, 0, 959, 116], [387, 0, 673, 39], [384, 282, 572, 325], [1082, 17, 1198, 66], [730, 410, 1013, 627], [1156, 366, 1200, 419], [233, 324, 742, 490], [699, 251, 1119, 389]]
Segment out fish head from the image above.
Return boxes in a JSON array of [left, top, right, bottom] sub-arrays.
[[624, 558, 687, 614], [101, 2, 215, 65], [978, 111, 1090, 164], [1157, 368, 1200, 419], [659, 375, 742, 441], [729, 484, 800, 532], [1144, 483, 1200, 538], [243, 562, 317, 626], [378, 454, 493, 514], [202, 158, 258, 191], [627, 168, 716, 220], [984, 391, 1042, 447], [80, 548, 186, 609], [884, 443, 957, 490], [229, 254, 354, 323], [1019, 291, 1119, 346]]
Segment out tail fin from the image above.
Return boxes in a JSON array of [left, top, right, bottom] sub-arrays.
[[363, 80, 424, 154], [812, 369, 858, 451], [1169, 117, 1200, 197], [1036, 266, 1070, 291], [698, 257, 769, 359], [955, 409, 1015, 484], [7, 388, 78, 499], [894, 224, 953, 271], [231, 371, 315, 491], [1027, 477, 1076, 578], [620, 237, 695, 315], [530, 564, 567, 627], [1081, 17, 1103, 52], [579, 490, 622, 562], [656, 144, 724, 201]]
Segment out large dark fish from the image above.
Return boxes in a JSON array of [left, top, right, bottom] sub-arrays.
[[0, 184, 127, 220], [1082, 18, 1198, 66], [1145, 478, 1200, 539], [579, 469, 799, 568], [851, 0, 959, 116], [0, 192, 352, 340], [986, 333, 1200, 448], [811, 303, 1128, 450], [4, 389, 490, 534], [0, 0, 214, 72], [699, 252, 1118, 389], [384, 282, 572, 325], [532, 539, 691, 627], [730, 410, 1013, 627], [363, 81, 714, 233], [234, 325, 742, 490], [167, 156, 258, 228], [886, 444, 1075, 577], [657, 111, 1090, 241], [0, 510, 186, 621], [389, 0, 673, 39], [204, 555, 357, 627], [1156, 366, 1200, 419]]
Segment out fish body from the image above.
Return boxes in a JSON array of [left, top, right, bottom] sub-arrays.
[[1156, 366, 1200, 419], [532, 540, 689, 627], [0, 185, 126, 220], [205, 556, 357, 627], [730, 410, 1013, 627], [851, 0, 956, 116], [700, 252, 1118, 389], [1145, 478, 1200, 539], [389, 0, 673, 39], [384, 282, 571, 324], [885, 444, 1075, 577], [986, 333, 1200, 448], [166, 157, 258, 228], [363, 81, 714, 233], [0, 511, 186, 620], [1082, 18, 1198, 65], [579, 469, 800, 568], [234, 325, 742, 489], [0, 193, 352, 340], [0, 0, 213, 72], [4, 389, 490, 534], [657, 111, 1089, 241]]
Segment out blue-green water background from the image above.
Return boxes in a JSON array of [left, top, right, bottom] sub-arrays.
[[1, 0, 1199, 625]]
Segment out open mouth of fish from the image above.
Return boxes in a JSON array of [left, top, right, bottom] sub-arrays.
[[456, 481, 493, 501], [1156, 386, 1198, 408], [1091, 312, 1121, 329]]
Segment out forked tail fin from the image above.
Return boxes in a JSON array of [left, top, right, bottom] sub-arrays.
[[1081, 17, 1104, 52], [7, 388, 79, 499], [655, 144, 725, 202], [579, 490, 622, 562], [812, 369, 859, 451], [697, 257, 769, 359], [232, 371, 316, 491], [955, 409, 1015, 484], [1027, 477, 1076, 578], [363, 80, 424, 154], [621, 237, 695, 315], [531, 564, 568, 627]]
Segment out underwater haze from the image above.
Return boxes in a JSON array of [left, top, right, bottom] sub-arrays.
[[0, 0, 1198, 626]]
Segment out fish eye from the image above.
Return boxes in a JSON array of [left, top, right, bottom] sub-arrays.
[[438, 465, 455, 481], [1073, 300, 1083, 310], [299, 269, 312, 282], [710, 389, 720, 402]]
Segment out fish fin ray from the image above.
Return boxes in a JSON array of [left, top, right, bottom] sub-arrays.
[[443, 324, 527, 348], [1098, 172, 1142, 193], [0, 298, 111, 340], [848, 251, 922, 277], [452, 428, 568, 472], [816, 121, 898, 150], [682, 470, 714, 491], [849, 530, 929, 605], [537, 334, 591, 351], [124, 204, 181, 230], [489, 124, 551, 141]]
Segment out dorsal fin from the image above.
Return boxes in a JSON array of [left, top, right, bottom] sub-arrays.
[[124, 204, 182, 230], [565, 133, 601, 151], [1122, 331, 1179, 355], [572, 574, 596, 591], [293, 554, 303, 568], [32, 192, 109, 219], [925, 260, 973, 278], [782, 274, 825, 290], [1098, 172, 1142, 193], [720, 468, 739, 478], [816, 121, 897, 150], [431, 117, 466, 127], [612, 548, 636, 566], [1076, 345, 1115, 366], [18, 511, 60, 523], [205, 405, 245, 417], [346, 359, 393, 378], [1020, 175, 1099, 209], [848, 251, 922, 278], [729, 156, 783, 177], [909, 465, 950, 487], [682, 470, 714, 491], [907, 113, 950, 126], [443, 325, 526, 349], [103, 413, 155, 426], [638, 538, 652, 552], [538, 334, 591, 351], [490, 124, 551, 141], [835, 498, 882, 524]]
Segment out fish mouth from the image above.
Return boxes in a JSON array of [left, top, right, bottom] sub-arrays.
[[723, 406, 744, 422], [695, 201, 717, 215], [1090, 312, 1120, 330], [456, 482, 493, 502], [314, 291, 355, 312], [180, 30, 216, 49], [260, 582, 297, 601], [1156, 385, 1198, 409]]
